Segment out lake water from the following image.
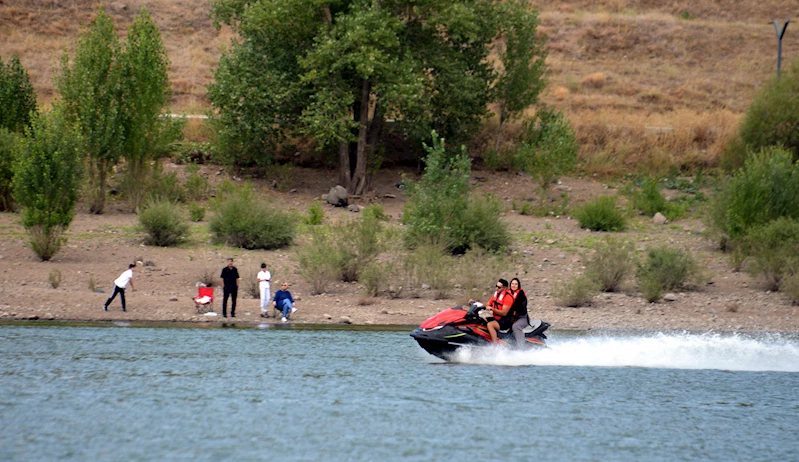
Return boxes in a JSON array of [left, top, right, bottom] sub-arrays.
[[1, 323, 798, 461]]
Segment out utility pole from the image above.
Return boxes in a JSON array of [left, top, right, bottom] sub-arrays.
[[771, 20, 791, 79]]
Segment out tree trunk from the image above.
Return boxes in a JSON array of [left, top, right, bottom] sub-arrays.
[[350, 78, 371, 195], [89, 158, 107, 215], [494, 105, 506, 153], [338, 140, 351, 187]]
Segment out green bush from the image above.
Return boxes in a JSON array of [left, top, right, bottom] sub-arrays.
[[147, 170, 186, 203], [0, 55, 37, 134], [639, 274, 664, 303], [305, 201, 324, 225], [209, 190, 296, 249], [138, 199, 190, 246], [188, 203, 205, 222], [457, 247, 512, 301], [360, 261, 394, 297], [362, 203, 389, 222], [184, 163, 210, 201], [448, 194, 511, 254], [736, 55, 799, 162], [514, 104, 579, 201], [573, 195, 626, 232], [584, 237, 636, 292], [779, 272, 799, 305], [553, 275, 599, 307], [706, 146, 799, 244], [401, 243, 455, 299], [629, 177, 684, 221], [636, 246, 699, 298], [330, 215, 385, 282], [741, 217, 799, 291], [13, 110, 82, 261], [0, 128, 22, 211], [296, 226, 340, 294]]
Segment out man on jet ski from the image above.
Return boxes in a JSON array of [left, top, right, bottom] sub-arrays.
[[484, 278, 514, 343]]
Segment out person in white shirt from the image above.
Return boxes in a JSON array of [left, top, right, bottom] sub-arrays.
[[103, 263, 136, 312], [257, 262, 272, 317]]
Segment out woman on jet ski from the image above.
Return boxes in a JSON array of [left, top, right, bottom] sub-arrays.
[[485, 279, 514, 343], [509, 278, 529, 346]]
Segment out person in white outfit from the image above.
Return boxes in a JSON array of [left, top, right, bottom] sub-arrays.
[[257, 263, 272, 317], [103, 263, 136, 312]]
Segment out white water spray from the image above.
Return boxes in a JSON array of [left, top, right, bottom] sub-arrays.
[[450, 332, 799, 372]]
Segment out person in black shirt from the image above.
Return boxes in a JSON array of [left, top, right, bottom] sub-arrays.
[[219, 258, 240, 318]]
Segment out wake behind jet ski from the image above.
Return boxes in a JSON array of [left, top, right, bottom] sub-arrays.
[[411, 302, 550, 360]]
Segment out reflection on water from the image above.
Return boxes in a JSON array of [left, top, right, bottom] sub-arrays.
[[1, 324, 798, 461]]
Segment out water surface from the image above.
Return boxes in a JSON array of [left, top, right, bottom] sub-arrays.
[[1, 325, 797, 461]]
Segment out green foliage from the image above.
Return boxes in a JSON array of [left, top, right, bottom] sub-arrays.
[[188, 203, 206, 222], [779, 272, 799, 305], [184, 164, 210, 201], [457, 247, 513, 301], [209, 0, 546, 192], [404, 132, 509, 253], [0, 55, 37, 134], [737, 56, 799, 161], [492, 0, 547, 149], [138, 199, 190, 247], [304, 201, 324, 225], [401, 243, 456, 299], [740, 217, 799, 291], [514, 104, 579, 200], [584, 237, 636, 292], [362, 203, 389, 222], [0, 128, 22, 211], [707, 146, 799, 244], [12, 110, 82, 261], [329, 215, 386, 282], [636, 246, 699, 300], [553, 275, 599, 307], [628, 177, 684, 221], [56, 8, 124, 214], [118, 7, 184, 210], [296, 226, 340, 295], [148, 170, 186, 203], [209, 189, 296, 249], [573, 195, 627, 232]]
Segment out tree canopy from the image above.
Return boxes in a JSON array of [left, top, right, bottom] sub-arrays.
[[209, 0, 547, 194]]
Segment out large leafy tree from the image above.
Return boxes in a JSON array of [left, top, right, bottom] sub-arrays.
[[12, 109, 82, 261], [209, 0, 547, 195], [56, 8, 124, 214], [118, 7, 184, 210]]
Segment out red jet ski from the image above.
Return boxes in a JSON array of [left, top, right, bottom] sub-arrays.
[[411, 303, 549, 360]]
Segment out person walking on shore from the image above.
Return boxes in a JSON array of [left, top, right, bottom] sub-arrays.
[[220, 258, 240, 318], [103, 263, 136, 312], [257, 263, 272, 317]]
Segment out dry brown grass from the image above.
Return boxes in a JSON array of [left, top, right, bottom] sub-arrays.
[[2, 0, 797, 175]]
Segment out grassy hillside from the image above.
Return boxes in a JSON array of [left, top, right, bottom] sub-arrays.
[[2, 0, 798, 174]]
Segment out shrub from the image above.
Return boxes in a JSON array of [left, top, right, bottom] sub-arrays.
[[514, 104, 579, 202], [147, 169, 186, 203], [706, 146, 799, 244], [638, 274, 664, 303], [636, 246, 699, 298], [736, 55, 799, 161], [553, 275, 599, 307], [49, 269, 62, 289], [741, 217, 799, 291], [0, 55, 37, 134], [360, 261, 393, 297], [362, 203, 389, 222], [573, 195, 626, 232], [305, 201, 324, 225], [401, 243, 455, 299], [584, 237, 636, 292], [210, 189, 296, 249], [629, 177, 684, 221], [779, 272, 799, 305], [457, 247, 512, 301], [330, 215, 385, 282], [184, 163, 210, 201], [13, 110, 82, 261], [296, 226, 340, 294], [188, 203, 205, 222], [448, 194, 511, 254], [0, 128, 22, 211], [197, 266, 216, 288], [138, 199, 190, 246]]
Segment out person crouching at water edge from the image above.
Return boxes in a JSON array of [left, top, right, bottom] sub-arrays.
[[103, 263, 136, 312], [272, 282, 297, 323]]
